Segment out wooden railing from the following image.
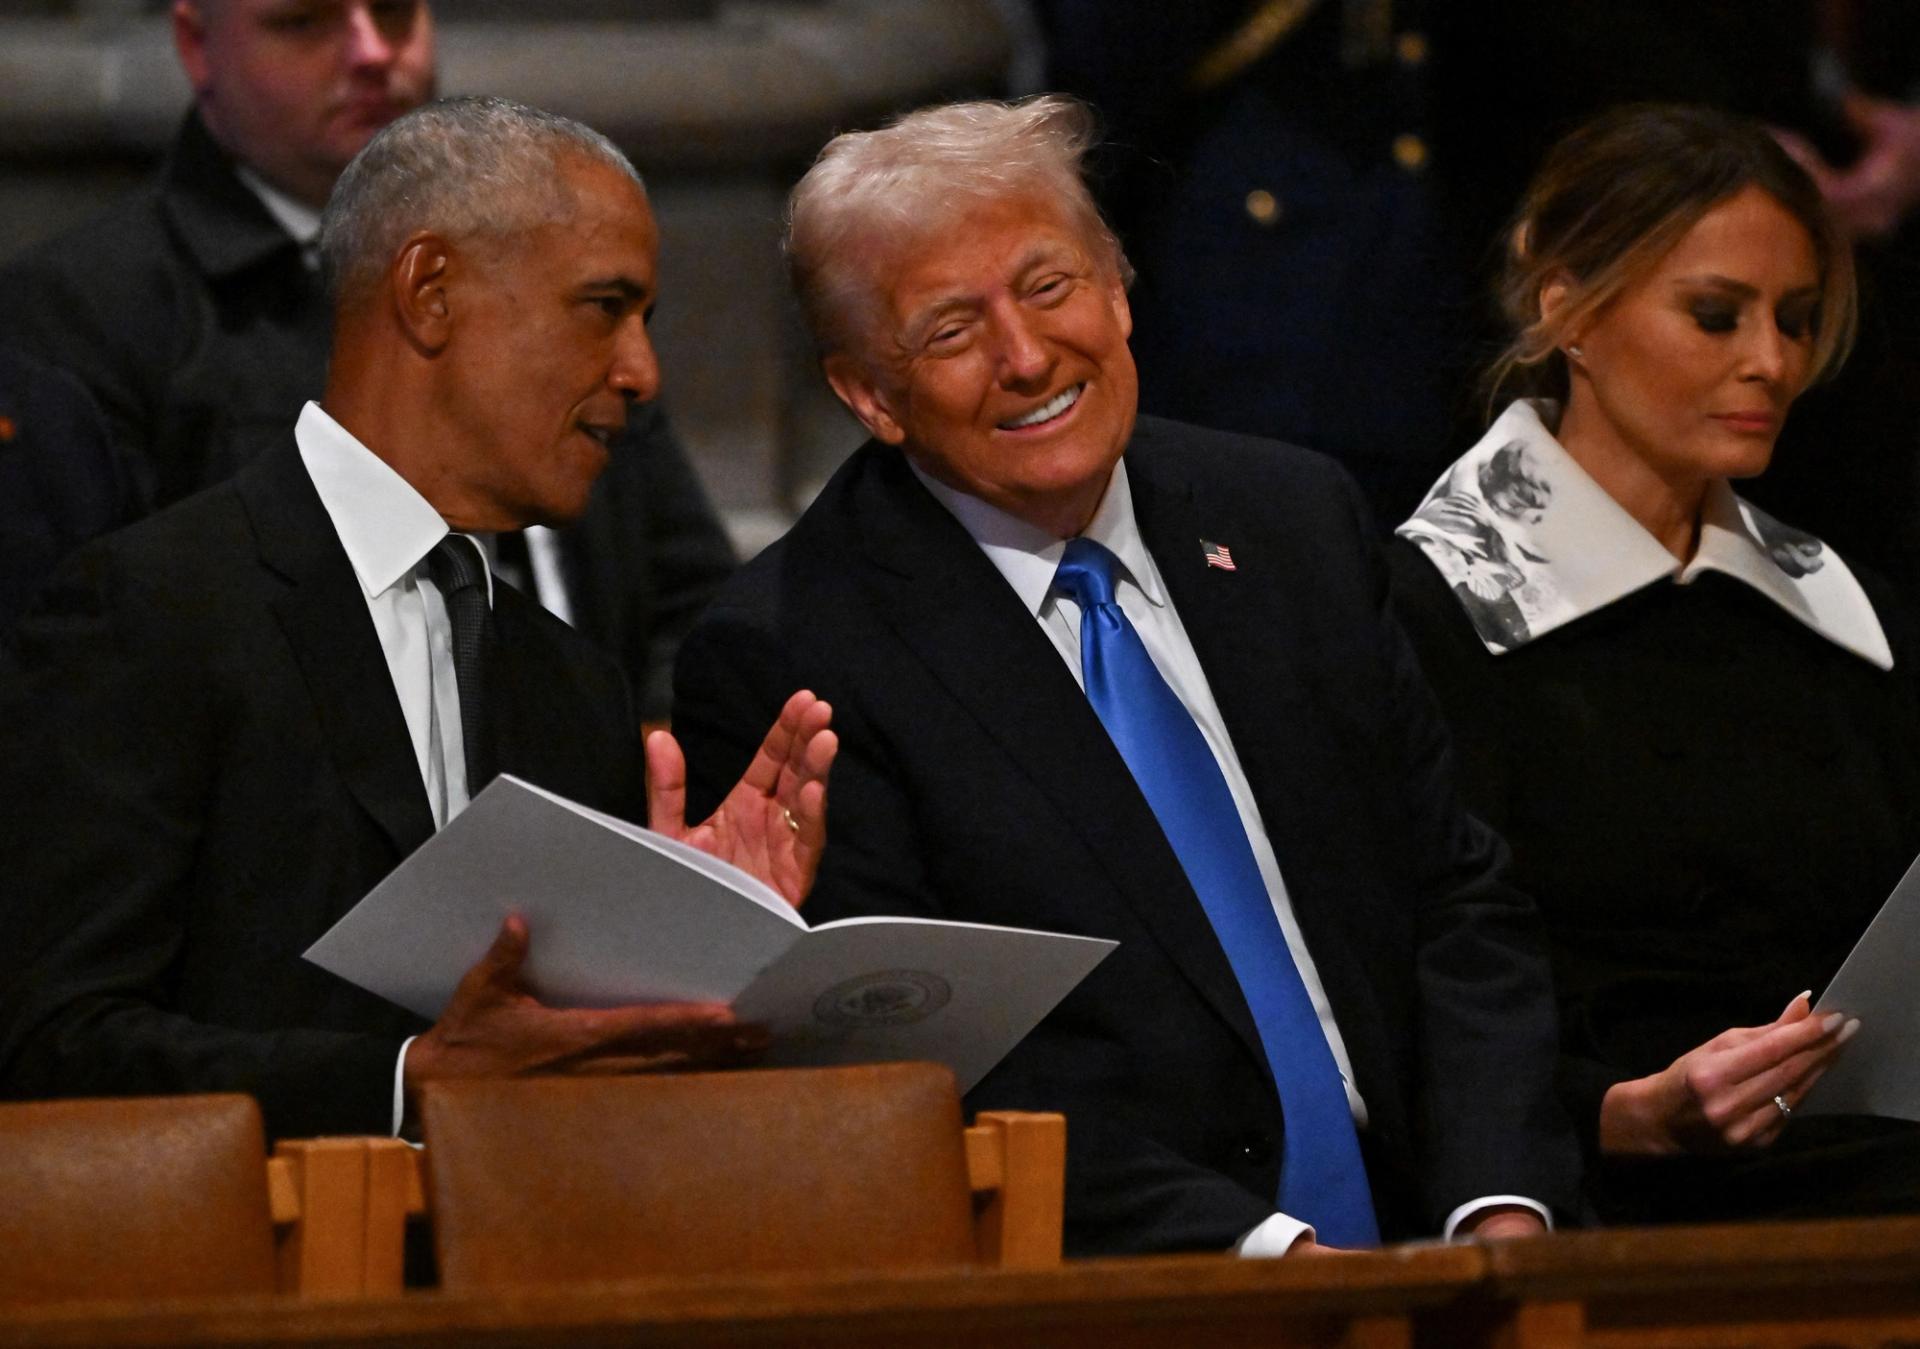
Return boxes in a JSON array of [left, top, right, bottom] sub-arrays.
[[13, 1130, 1920, 1347]]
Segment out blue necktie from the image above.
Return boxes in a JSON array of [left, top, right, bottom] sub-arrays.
[[1053, 537, 1378, 1247]]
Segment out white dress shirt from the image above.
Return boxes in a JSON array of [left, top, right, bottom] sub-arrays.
[[296, 400, 490, 1131], [915, 459, 1548, 1252]]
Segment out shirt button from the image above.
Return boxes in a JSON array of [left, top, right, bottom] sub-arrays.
[[1236, 1134, 1275, 1167], [1392, 133, 1429, 172], [1395, 31, 1429, 66], [1244, 188, 1284, 227]]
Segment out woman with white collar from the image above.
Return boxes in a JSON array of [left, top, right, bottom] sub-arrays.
[[1392, 103, 1920, 1223]]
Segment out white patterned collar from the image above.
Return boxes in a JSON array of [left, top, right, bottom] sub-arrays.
[[1396, 399, 1892, 668]]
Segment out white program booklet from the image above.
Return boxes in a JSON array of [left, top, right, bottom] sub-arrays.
[[1804, 850, 1920, 1119], [304, 776, 1116, 1092]]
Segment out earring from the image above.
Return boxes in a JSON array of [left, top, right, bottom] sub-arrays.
[[1566, 344, 1584, 359]]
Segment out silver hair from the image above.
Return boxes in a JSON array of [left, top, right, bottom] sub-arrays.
[[320, 95, 643, 302], [785, 94, 1132, 358]]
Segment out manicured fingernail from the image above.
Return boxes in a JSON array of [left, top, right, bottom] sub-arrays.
[[1838, 1018, 1862, 1044], [1823, 1012, 1846, 1034]]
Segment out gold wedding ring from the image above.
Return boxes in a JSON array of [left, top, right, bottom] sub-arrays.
[[781, 807, 801, 834]]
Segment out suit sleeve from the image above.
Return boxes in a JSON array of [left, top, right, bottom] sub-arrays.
[[1349, 482, 1587, 1226], [0, 545, 405, 1139]]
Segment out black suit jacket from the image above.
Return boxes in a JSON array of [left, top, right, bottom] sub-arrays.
[[674, 416, 1582, 1254], [0, 445, 641, 1141], [0, 112, 735, 718]]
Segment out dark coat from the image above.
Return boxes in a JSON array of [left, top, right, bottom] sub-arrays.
[[0, 445, 641, 1141], [1389, 536, 1920, 1220], [673, 416, 1582, 1255], [0, 113, 735, 718]]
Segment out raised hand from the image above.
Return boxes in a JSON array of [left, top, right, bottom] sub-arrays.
[[1599, 992, 1859, 1156], [645, 688, 837, 907]]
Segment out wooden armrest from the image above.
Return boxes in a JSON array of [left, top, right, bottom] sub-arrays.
[[966, 1111, 1066, 1269], [269, 1137, 422, 1298]]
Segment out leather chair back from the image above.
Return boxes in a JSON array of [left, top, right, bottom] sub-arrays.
[[0, 1094, 277, 1307], [422, 1062, 979, 1290]]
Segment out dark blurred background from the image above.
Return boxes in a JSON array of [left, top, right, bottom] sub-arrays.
[[6, 1, 1920, 584]]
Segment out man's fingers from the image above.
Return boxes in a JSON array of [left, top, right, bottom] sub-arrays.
[[544, 1005, 766, 1073], [569, 1000, 738, 1051], [644, 729, 689, 838], [737, 690, 819, 795], [459, 914, 530, 994]]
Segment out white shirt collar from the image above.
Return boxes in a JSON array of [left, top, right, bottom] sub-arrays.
[[295, 401, 491, 603], [910, 457, 1167, 614], [1396, 399, 1892, 668], [234, 165, 324, 247]]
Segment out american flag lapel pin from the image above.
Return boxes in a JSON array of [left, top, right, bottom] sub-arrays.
[[1201, 539, 1237, 571]]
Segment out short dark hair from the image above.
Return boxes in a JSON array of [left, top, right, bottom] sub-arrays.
[[320, 95, 643, 303]]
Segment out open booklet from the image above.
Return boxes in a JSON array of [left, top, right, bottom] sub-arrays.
[[304, 776, 1116, 1092], [1804, 850, 1920, 1119]]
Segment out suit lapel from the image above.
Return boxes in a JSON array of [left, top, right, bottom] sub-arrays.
[[490, 591, 641, 815], [1130, 434, 1317, 829], [849, 448, 1266, 1068], [1131, 432, 1389, 1095], [237, 446, 437, 859]]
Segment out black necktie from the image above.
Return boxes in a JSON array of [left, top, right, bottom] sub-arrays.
[[427, 535, 497, 796]]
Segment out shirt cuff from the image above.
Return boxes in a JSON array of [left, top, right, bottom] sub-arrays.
[[1441, 1194, 1553, 1240], [1234, 1212, 1315, 1257], [391, 1036, 417, 1137]]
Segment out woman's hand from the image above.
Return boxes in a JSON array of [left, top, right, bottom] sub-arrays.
[[1598, 992, 1859, 1156]]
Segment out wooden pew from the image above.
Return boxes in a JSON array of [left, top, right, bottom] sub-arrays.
[[1480, 1215, 1920, 1347], [0, 1245, 1488, 1348]]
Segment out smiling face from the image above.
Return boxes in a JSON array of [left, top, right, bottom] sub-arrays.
[[173, 0, 436, 208], [1556, 185, 1823, 500], [826, 192, 1138, 538], [435, 154, 661, 530]]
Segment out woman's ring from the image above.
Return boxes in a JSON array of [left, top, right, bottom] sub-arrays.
[[781, 807, 801, 834], [1773, 1094, 1793, 1118]]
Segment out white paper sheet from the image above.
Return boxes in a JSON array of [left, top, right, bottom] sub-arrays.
[[1804, 851, 1920, 1119], [304, 776, 1116, 1091]]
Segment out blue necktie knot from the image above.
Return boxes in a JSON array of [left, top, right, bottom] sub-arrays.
[[1053, 537, 1121, 612]]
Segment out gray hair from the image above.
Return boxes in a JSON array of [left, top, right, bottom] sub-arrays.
[[320, 95, 643, 303], [785, 94, 1132, 358]]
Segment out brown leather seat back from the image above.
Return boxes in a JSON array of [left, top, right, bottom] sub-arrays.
[[422, 1062, 979, 1290], [0, 1094, 277, 1307]]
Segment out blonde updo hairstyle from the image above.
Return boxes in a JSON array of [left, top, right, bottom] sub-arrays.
[[1488, 103, 1858, 410]]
